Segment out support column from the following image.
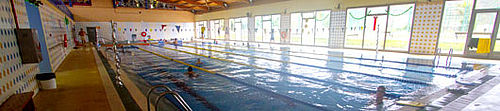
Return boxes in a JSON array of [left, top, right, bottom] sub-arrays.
[[409, 1, 444, 54]]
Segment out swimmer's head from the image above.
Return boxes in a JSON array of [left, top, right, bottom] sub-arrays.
[[188, 66, 193, 72], [377, 86, 386, 92]]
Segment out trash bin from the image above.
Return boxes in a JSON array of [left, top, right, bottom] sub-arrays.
[[35, 73, 57, 89]]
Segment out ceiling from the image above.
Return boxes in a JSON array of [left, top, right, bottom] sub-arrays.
[[157, 0, 250, 13], [115, 0, 290, 14]]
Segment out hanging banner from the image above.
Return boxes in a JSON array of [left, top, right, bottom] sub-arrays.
[[201, 27, 206, 34], [373, 16, 378, 31], [175, 25, 181, 32]]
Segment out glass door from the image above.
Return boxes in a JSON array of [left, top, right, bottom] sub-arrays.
[[364, 15, 388, 49], [465, 11, 500, 58], [235, 22, 242, 41], [302, 18, 316, 45], [263, 21, 272, 42]]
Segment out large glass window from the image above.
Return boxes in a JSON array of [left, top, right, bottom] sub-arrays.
[[345, 4, 414, 51], [196, 21, 208, 39], [314, 10, 331, 46], [386, 4, 414, 50], [290, 13, 302, 44], [438, 0, 474, 54], [345, 8, 366, 48], [255, 16, 263, 41], [475, 0, 499, 9], [255, 14, 280, 43], [496, 26, 500, 52], [229, 17, 249, 41], [210, 19, 225, 39], [290, 10, 331, 46]]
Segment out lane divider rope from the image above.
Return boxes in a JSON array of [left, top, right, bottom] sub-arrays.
[[168, 44, 432, 86], [200, 43, 468, 71], [151, 45, 408, 97], [137, 47, 332, 111], [184, 44, 457, 77]]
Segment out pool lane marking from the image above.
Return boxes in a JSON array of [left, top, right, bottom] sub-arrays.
[[127, 53, 222, 110], [184, 44, 457, 77], [166, 45, 433, 86], [154, 46, 415, 98], [139, 48, 216, 74], [200, 43, 468, 71], [138, 47, 332, 111]]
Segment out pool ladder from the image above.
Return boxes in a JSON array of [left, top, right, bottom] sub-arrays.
[[434, 48, 441, 66], [446, 48, 453, 67], [434, 48, 453, 67], [147, 85, 192, 111]]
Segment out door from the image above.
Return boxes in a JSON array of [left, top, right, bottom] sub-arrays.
[[263, 21, 272, 42], [363, 15, 388, 49], [86, 27, 97, 44], [465, 10, 500, 58], [235, 22, 242, 41], [302, 18, 315, 45]]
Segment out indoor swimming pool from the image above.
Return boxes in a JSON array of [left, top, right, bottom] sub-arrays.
[[114, 42, 493, 111]]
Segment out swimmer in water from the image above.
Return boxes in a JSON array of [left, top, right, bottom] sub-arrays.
[[375, 86, 386, 105], [195, 58, 203, 66], [185, 66, 198, 78]]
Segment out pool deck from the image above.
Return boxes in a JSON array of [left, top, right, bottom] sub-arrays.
[[441, 68, 500, 111], [33, 47, 124, 111], [397, 65, 500, 111]]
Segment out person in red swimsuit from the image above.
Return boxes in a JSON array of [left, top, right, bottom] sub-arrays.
[[78, 28, 87, 45]]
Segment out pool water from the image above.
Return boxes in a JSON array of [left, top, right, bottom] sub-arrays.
[[116, 42, 491, 111]]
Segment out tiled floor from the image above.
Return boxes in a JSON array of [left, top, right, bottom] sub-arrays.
[[33, 47, 111, 111]]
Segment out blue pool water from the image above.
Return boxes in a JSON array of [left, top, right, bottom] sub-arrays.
[[116, 42, 489, 111]]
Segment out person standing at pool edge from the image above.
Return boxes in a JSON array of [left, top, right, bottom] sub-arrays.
[[78, 28, 86, 46], [270, 29, 275, 42]]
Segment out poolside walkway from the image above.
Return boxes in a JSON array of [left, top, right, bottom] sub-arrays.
[[33, 47, 120, 111]]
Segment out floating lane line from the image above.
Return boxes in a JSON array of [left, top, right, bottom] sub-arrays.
[[139, 48, 216, 74], [199, 43, 469, 71], [137, 47, 331, 111], [169, 44, 433, 86], [184, 44, 457, 77], [153, 45, 408, 98]]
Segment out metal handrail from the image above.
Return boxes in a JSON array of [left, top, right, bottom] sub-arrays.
[[147, 85, 192, 111], [155, 91, 192, 111], [434, 48, 441, 66], [446, 48, 453, 67]]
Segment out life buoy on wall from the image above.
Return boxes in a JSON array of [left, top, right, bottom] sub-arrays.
[[141, 32, 147, 37], [280, 31, 288, 39]]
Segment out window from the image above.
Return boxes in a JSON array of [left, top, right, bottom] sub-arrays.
[[345, 4, 414, 51], [290, 10, 331, 46], [229, 17, 249, 41], [255, 14, 280, 43], [345, 8, 366, 48], [314, 10, 331, 46], [475, 0, 499, 9], [438, 0, 474, 54], [290, 13, 302, 44], [196, 21, 208, 39], [386, 4, 414, 50], [210, 19, 225, 39]]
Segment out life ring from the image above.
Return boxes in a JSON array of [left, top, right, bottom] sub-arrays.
[[280, 31, 287, 39], [141, 32, 147, 37]]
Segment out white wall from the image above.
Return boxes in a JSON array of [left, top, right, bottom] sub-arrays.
[[76, 22, 195, 42]]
